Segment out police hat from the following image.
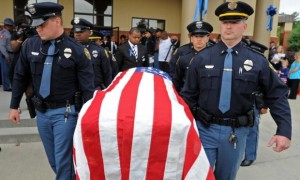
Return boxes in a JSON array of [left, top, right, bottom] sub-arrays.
[[3, 18, 14, 26], [26, 2, 64, 27], [71, 17, 94, 32], [89, 31, 104, 40], [215, 1, 253, 21], [248, 40, 268, 53], [187, 21, 213, 35]]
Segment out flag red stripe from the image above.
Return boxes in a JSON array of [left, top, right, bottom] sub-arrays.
[[146, 76, 172, 179], [174, 86, 214, 180], [106, 70, 127, 92], [117, 72, 143, 180], [81, 91, 106, 180]]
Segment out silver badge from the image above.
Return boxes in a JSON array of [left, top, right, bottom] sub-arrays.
[[243, 59, 253, 71], [92, 50, 98, 58], [74, 17, 80, 24], [196, 21, 202, 29], [27, 5, 36, 15], [64, 48, 72, 59]]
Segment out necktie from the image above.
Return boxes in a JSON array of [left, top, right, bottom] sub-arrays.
[[218, 48, 233, 113], [39, 40, 55, 98], [132, 45, 138, 59]]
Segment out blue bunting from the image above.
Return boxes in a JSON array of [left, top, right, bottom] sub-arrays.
[[266, 5, 277, 31], [194, 0, 208, 21]]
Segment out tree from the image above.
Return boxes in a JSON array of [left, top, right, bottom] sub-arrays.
[[288, 12, 300, 52]]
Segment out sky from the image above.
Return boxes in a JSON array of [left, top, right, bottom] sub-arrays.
[[279, 0, 300, 14]]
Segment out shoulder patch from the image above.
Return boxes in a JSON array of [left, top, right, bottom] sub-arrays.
[[84, 48, 91, 60], [172, 48, 178, 55], [112, 55, 116, 62], [104, 49, 109, 58]]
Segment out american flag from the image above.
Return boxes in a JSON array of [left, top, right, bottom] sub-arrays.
[[73, 67, 214, 180]]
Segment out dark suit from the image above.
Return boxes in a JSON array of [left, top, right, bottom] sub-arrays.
[[115, 41, 149, 71]]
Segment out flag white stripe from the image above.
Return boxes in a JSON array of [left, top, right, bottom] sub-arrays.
[[100, 69, 136, 180], [163, 79, 190, 180], [129, 73, 155, 180], [184, 146, 211, 180], [73, 92, 96, 180]]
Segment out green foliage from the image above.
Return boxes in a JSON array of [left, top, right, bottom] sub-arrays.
[[288, 22, 300, 52]]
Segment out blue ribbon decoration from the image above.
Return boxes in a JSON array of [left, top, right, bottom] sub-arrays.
[[194, 0, 202, 21], [266, 5, 277, 31], [201, 0, 208, 20]]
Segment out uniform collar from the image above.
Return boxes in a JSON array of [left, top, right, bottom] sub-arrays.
[[219, 41, 243, 55], [41, 32, 65, 45]]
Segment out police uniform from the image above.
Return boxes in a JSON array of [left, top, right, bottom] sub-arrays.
[[71, 17, 112, 89], [0, 18, 14, 91], [10, 3, 94, 179], [89, 31, 119, 79], [172, 21, 213, 92], [241, 40, 268, 166], [181, 1, 291, 180]]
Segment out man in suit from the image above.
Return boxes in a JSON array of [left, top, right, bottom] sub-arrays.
[[115, 27, 149, 71]]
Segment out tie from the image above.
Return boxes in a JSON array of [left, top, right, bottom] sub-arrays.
[[132, 45, 138, 59], [218, 48, 233, 113], [39, 40, 55, 98]]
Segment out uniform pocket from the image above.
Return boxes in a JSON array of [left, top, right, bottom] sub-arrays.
[[235, 73, 257, 94], [30, 56, 44, 75], [199, 68, 221, 90], [58, 59, 75, 69]]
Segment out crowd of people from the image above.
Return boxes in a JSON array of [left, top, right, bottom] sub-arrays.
[[3, 1, 295, 180]]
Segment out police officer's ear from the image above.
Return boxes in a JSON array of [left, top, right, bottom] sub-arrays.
[[188, 33, 191, 41], [89, 30, 93, 36]]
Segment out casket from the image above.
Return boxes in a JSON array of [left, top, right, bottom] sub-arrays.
[[73, 67, 214, 180]]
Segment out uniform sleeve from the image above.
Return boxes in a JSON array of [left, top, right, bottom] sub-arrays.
[[169, 49, 180, 78], [180, 59, 200, 110], [10, 41, 31, 109], [172, 57, 184, 92], [0, 34, 8, 57], [100, 49, 112, 87], [115, 47, 124, 71], [259, 57, 292, 139], [77, 49, 95, 102]]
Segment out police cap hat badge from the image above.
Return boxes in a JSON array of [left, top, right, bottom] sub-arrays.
[[26, 2, 64, 27]]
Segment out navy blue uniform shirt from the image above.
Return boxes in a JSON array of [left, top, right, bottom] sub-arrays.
[[173, 45, 199, 92], [10, 33, 95, 108], [169, 43, 194, 78], [181, 41, 291, 139], [83, 41, 112, 88]]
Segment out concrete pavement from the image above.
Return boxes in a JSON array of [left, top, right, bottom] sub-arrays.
[[0, 88, 299, 180]]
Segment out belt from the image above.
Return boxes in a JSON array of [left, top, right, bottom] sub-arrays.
[[44, 99, 75, 109], [211, 117, 238, 127]]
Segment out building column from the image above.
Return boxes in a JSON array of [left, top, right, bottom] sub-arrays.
[[181, 0, 197, 45], [253, 0, 276, 57]]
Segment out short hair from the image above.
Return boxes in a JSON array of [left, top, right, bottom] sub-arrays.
[[129, 27, 141, 34], [120, 34, 126, 39]]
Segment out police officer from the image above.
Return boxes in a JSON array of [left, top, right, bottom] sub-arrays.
[[241, 40, 269, 167], [181, 1, 292, 179], [71, 17, 112, 90], [0, 18, 14, 91], [172, 21, 213, 92], [8, 2, 94, 179], [89, 31, 119, 79]]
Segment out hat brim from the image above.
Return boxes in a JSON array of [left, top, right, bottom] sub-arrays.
[[73, 26, 90, 33], [191, 29, 210, 35], [31, 18, 45, 27]]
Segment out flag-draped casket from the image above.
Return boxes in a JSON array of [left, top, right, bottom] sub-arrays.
[[73, 67, 214, 180]]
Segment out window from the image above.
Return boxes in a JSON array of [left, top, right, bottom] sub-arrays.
[[74, 0, 113, 27], [132, 17, 165, 30], [14, 0, 58, 19]]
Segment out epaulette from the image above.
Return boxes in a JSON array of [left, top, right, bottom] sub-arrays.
[[243, 43, 265, 57], [172, 48, 178, 56]]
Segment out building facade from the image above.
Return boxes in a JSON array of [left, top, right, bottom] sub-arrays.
[[0, 0, 289, 55]]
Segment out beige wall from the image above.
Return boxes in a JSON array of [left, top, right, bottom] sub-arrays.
[[60, 0, 74, 29], [113, 0, 182, 33], [0, 1, 14, 23]]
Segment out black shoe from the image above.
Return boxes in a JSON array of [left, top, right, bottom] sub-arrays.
[[241, 159, 254, 166]]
